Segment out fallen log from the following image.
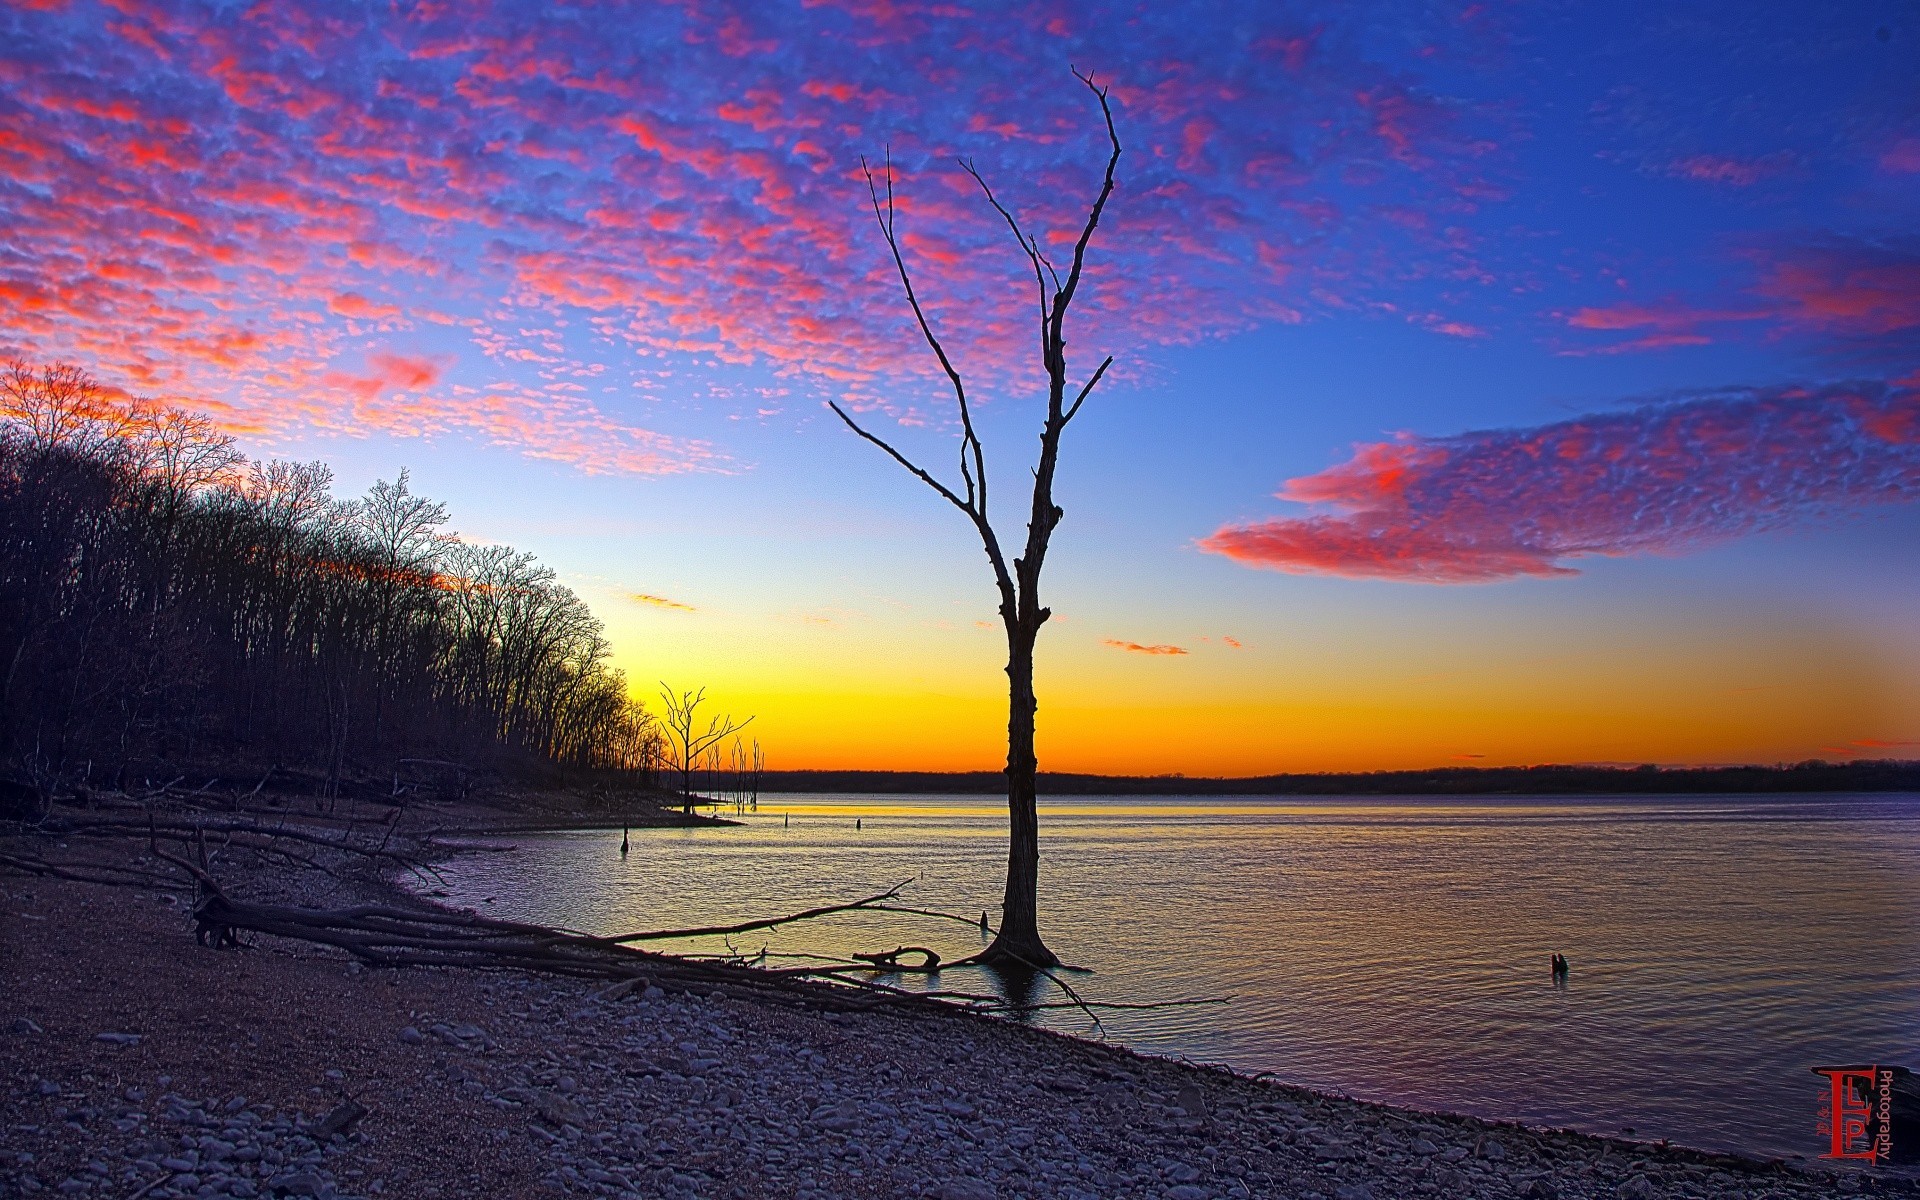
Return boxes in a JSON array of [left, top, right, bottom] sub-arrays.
[[851, 945, 943, 972], [180, 885, 970, 1016]]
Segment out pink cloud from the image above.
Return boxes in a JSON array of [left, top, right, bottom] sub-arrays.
[[1562, 300, 1765, 351], [0, 0, 1514, 468], [1563, 243, 1920, 354], [328, 291, 402, 320], [1558, 332, 1713, 356], [1755, 243, 1920, 338], [1200, 378, 1920, 583], [323, 352, 442, 401], [1662, 153, 1790, 187], [1103, 639, 1191, 656], [1881, 139, 1920, 175]]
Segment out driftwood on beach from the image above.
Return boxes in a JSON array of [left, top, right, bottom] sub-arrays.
[[177, 870, 1214, 1026], [1, 795, 1223, 1030]]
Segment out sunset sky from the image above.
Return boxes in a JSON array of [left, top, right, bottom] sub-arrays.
[[3, 0, 1917, 774]]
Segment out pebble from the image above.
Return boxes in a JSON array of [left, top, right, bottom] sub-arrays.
[[7, 967, 1904, 1200]]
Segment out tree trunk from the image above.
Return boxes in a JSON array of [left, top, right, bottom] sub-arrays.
[[830, 72, 1119, 972], [986, 626, 1058, 966]]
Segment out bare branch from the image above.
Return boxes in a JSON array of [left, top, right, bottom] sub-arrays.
[[958, 157, 1051, 368], [861, 154, 989, 514], [1063, 354, 1115, 425], [827, 401, 974, 517], [1056, 68, 1123, 325], [603, 881, 909, 945]]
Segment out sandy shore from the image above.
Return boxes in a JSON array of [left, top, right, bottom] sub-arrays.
[[3, 816, 1914, 1200]]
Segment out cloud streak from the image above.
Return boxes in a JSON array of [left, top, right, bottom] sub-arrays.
[[1201, 378, 1920, 583], [1560, 241, 1920, 357], [1103, 639, 1190, 655], [630, 592, 697, 612]]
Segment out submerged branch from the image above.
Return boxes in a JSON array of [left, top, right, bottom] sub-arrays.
[[601, 880, 911, 944]]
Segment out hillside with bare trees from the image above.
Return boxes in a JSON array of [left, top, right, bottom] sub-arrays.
[[0, 361, 662, 810]]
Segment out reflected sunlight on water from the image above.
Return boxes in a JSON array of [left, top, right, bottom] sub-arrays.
[[426, 792, 1920, 1159]]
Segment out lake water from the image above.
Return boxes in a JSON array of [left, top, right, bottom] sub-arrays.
[[425, 792, 1920, 1162]]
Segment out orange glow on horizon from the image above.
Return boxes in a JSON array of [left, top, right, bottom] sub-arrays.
[[604, 597, 1916, 776]]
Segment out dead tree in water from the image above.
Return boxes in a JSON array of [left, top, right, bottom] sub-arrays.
[[829, 71, 1122, 968], [656, 684, 751, 814]]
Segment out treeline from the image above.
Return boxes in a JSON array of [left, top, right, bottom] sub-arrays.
[[756, 760, 1920, 796], [0, 361, 662, 791]]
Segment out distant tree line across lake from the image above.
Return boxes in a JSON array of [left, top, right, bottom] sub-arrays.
[[757, 760, 1920, 796], [0, 361, 663, 793]]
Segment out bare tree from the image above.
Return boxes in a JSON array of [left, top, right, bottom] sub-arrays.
[[1, 362, 660, 787], [828, 71, 1121, 968], [656, 684, 753, 814], [1, 360, 131, 454]]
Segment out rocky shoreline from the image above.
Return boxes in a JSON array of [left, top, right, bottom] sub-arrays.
[[5, 818, 1917, 1200]]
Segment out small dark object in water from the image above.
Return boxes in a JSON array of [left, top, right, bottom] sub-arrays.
[[783, 814, 789, 828], [856, 817, 862, 830], [619, 826, 630, 856], [1551, 952, 1569, 978], [979, 910, 989, 932]]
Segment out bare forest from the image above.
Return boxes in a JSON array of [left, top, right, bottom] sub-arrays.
[[0, 361, 664, 811]]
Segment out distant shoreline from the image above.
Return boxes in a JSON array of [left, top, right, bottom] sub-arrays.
[[752, 759, 1920, 796]]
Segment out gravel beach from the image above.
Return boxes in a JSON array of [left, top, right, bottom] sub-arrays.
[[4, 827, 1915, 1200]]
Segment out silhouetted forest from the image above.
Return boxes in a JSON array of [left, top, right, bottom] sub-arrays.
[[756, 760, 1920, 796], [0, 362, 660, 794]]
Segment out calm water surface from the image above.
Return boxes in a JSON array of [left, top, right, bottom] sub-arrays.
[[427, 792, 1920, 1161]]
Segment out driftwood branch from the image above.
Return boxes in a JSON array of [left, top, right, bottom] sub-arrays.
[[602, 881, 910, 945], [850, 945, 943, 972]]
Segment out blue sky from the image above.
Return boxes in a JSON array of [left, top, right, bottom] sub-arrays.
[[3, 0, 1916, 769]]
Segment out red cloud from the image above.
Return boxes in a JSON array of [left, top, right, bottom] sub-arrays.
[[1563, 243, 1920, 355], [324, 352, 442, 401], [328, 292, 402, 321], [1200, 378, 1920, 583], [1755, 243, 1920, 338], [1102, 639, 1190, 656], [1562, 301, 1765, 353]]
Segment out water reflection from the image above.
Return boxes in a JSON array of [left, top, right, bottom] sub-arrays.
[[429, 791, 1920, 1159], [981, 959, 1048, 1021]]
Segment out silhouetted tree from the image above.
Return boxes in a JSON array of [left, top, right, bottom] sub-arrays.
[[656, 683, 752, 814], [0, 360, 662, 792], [828, 71, 1121, 967]]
